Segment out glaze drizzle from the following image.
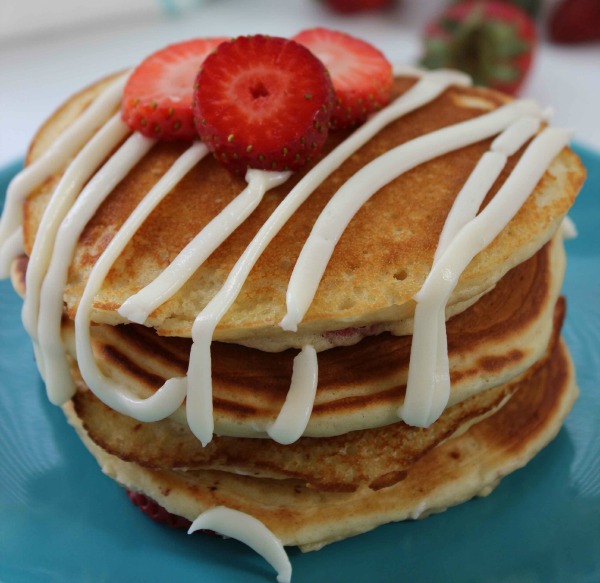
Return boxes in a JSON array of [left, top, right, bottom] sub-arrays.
[[0, 66, 575, 583]]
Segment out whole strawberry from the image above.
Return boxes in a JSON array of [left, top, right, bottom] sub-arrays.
[[548, 0, 600, 44], [421, 0, 537, 95], [193, 35, 335, 175]]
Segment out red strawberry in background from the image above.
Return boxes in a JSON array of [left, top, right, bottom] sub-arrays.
[[548, 0, 600, 44], [421, 0, 537, 95], [193, 35, 335, 175], [122, 37, 228, 140], [319, 0, 395, 14], [293, 28, 393, 129]]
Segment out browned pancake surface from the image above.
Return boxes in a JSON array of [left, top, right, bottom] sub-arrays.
[[52, 236, 563, 437], [64, 335, 577, 550], [22, 76, 585, 341]]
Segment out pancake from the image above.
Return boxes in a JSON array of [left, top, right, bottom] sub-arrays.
[[66, 271, 567, 493], [63, 334, 577, 552], [2, 37, 586, 579], [21, 74, 584, 344], [23, 231, 560, 438]]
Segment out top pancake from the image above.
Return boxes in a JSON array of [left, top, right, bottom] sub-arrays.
[[22, 74, 585, 342]]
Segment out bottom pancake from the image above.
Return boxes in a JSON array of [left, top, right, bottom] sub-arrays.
[[63, 335, 577, 552]]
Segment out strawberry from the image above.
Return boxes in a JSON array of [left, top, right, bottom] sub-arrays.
[[193, 35, 335, 175], [319, 0, 395, 14], [126, 490, 193, 529], [122, 38, 228, 140], [293, 28, 393, 129], [421, 1, 537, 95], [548, 0, 600, 44]]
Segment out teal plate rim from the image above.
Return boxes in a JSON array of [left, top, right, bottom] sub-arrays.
[[1, 145, 599, 583]]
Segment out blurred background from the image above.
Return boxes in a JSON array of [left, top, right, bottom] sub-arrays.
[[1, 0, 599, 168]]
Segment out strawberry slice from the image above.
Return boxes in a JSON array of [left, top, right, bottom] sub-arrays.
[[193, 35, 335, 175], [293, 28, 393, 130], [126, 490, 192, 529], [122, 38, 228, 140]]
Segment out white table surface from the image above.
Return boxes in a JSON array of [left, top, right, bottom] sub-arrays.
[[1, 0, 599, 170]]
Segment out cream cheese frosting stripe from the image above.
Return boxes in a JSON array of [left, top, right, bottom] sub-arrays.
[[118, 69, 471, 325], [0, 74, 128, 255], [118, 169, 292, 324], [21, 114, 130, 340], [0, 227, 24, 278], [401, 126, 572, 427], [73, 142, 208, 421], [38, 133, 155, 405], [280, 98, 542, 332], [267, 344, 318, 444], [434, 115, 542, 262], [411, 115, 542, 431], [188, 507, 292, 583], [111, 69, 472, 446]]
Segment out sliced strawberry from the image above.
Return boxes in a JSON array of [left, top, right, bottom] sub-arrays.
[[126, 490, 193, 529], [193, 35, 335, 175], [421, 1, 537, 95], [293, 28, 393, 130], [122, 38, 228, 140]]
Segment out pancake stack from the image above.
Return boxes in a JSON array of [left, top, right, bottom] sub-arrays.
[[4, 61, 585, 564]]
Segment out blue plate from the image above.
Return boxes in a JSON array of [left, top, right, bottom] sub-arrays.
[[1, 147, 599, 583]]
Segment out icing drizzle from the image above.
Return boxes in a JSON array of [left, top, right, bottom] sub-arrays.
[[188, 506, 292, 583], [0, 66, 576, 582]]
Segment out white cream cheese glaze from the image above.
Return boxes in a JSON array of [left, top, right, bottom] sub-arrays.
[[1, 65, 577, 583], [188, 506, 292, 583], [0, 226, 24, 278], [21, 114, 130, 339], [280, 99, 542, 332], [267, 344, 318, 445], [118, 168, 291, 325], [74, 142, 208, 421], [0, 74, 128, 256], [402, 127, 572, 427], [562, 215, 578, 239], [38, 133, 155, 405]]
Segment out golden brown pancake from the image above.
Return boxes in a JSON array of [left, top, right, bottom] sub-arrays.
[[69, 284, 567, 493], [38, 232, 562, 438], [10, 232, 566, 438], [63, 334, 577, 551], [8, 59, 585, 562], [21, 75, 585, 344]]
